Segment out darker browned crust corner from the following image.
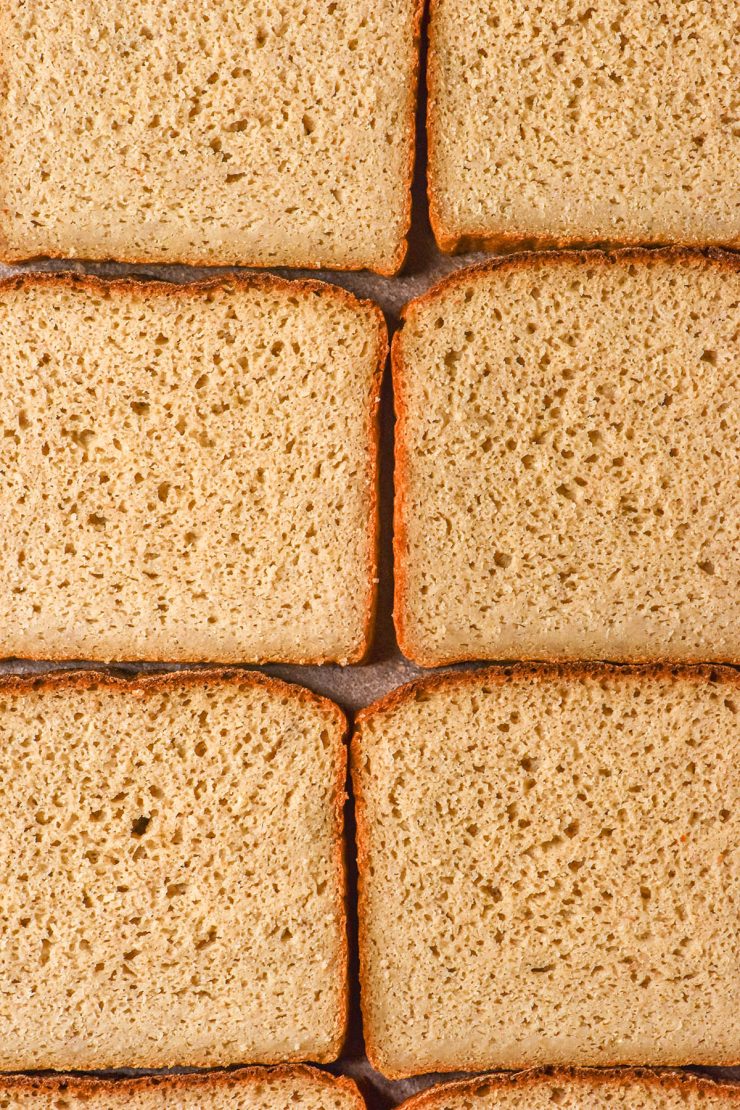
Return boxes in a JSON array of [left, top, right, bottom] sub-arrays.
[[0, 1064, 366, 1105], [396, 1068, 740, 1108]]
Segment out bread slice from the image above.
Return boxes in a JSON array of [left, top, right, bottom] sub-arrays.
[[0, 670, 348, 1070], [0, 272, 385, 664], [397, 1070, 740, 1110], [0, 0, 421, 273], [352, 663, 740, 1077], [427, 0, 740, 252], [393, 248, 740, 666], [0, 1067, 364, 1109]]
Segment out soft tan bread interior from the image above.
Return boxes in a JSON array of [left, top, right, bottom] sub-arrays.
[[0, 275, 383, 663], [0, 673, 347, 1069], [428, 0, 739, 249], [0, 1067, 363, 1108], [0, 0, 418, 272], [395, 250, 739, 666], [354, 665, 740, 1076]]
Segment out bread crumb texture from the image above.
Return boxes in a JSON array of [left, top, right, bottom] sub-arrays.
[[0, 672, 347, 1069], [0, 1066, 363, 1108], [428, 0, 740, 250], [398, 1069, 740, 1109], [0, 0, 418, 272], [395, 250, 739, 665], [354, 665, 740, 1076], [0, 275, 383, 663]]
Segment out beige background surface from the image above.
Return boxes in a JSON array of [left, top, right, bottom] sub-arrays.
[[1, 34, 738, 1110]]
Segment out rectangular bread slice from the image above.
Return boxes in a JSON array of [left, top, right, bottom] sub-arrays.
[[353, 664, 740, 1077], [0, 1067, 364, 1109], [0, 0, 421, 273], [398, 1070, 740, 1110], [0, 670, 348, 1070], [427, 0, 739, 252], [393, 248, 740, 666], [0, 273, 385, 664]]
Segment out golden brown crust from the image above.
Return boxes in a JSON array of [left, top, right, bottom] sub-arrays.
[[0, 266, 381, 312], [430, 221, 740, 258], [0, 667, 351, 1067], [0, 663, 341, 713], [388, 0, 426, 275], [359, 295, 389, 665], [425, 0, 449, 255], [0, 270, 387, 667], [390, 322, 414, 667], [355, 661, 740, 726], [397, 1068, 740, 1109], [398, 245, 740, 324], [0, 1064, 366, 1106], [352, 662, 740, 1076], [392, 247, 740, 668]]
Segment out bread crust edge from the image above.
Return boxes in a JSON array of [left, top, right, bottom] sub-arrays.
[[0, 1065, 365, 1106], [396, 1068, 740, 1108]]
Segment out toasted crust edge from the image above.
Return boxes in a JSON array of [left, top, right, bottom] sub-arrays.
[[0, 270, 387, 667], [352, 662, 740, 1077], [0, 1065, 366, 1106], [0, 667, 351, 1069], [425, 1, 740, 256], [387, 0, 426, 276], [355, 661, 740, 727], [392, 246, 740, 668], [396, 1069, 740, 1109]]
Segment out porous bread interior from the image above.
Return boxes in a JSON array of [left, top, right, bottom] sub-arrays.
[[396, 250, 739, 665], [0, 674, 347, 1069], [0, 1068, 360, 1108], [0, 0, 417, 272], [354, 666, 740, 1076], [400, 1071, 740, 1109], [0, 276, 382, 663], [428, 0, 740, 248]]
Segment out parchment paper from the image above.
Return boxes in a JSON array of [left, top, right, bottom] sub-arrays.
[[0, 81, 737, 1110]]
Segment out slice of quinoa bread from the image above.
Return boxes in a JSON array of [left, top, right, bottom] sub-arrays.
[[353, 664, 740, 1077], [0, 1067, 365, 1109], [0, 0, 421, 273], [397, 1070, 740, 1110], [393, 248, 739, 666], [0, 272, 385, 664], [0, 670, 348, 1069], [427, 0, 740, 252]]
